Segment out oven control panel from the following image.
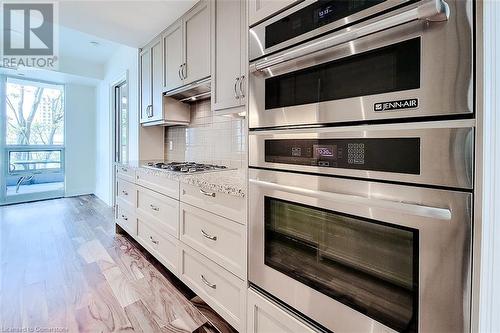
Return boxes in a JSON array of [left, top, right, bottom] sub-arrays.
[[265, 138, 420, 174]]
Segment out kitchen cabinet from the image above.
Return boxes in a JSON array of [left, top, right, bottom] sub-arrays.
[[184, 0, 211, 84], [248, 0, 298, 26], [163, 20, 184, 92], [139, 37, 163, 124], [247, 289, 318, 333], [162, 1, 210, 93], [139, 46, 151, 123], [212, 0, 247, 113]]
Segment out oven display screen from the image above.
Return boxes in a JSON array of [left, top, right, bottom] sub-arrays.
[[264, 138, 421, 174], [314, 145, 336, 158]]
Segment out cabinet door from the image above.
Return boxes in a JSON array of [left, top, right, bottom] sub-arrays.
[[184, 1, 211, 84], [213, 0, 242, 111], [151, 38, 163, 121], [163, 20, 184, 91], [139, 47, 152, 123], [248, 0, 298, 26]]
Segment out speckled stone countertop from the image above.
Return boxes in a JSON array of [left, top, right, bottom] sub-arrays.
[[117, 161, 247, 198], [181, 169, 246, 198]]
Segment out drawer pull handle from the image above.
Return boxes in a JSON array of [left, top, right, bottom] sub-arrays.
[[122, 190, 128, 196], [150, 236, 159, 245], [201, 229, 217, 241], [150, 204, 160, 211], [201, 275, 216, 289], [121, 214, 128, 221], [199, 189, 216, 197], [121, 167, 128, 172]]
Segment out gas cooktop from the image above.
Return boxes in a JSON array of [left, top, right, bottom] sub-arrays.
[[145, 161, 229, 173]]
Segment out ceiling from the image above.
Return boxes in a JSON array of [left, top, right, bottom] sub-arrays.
[[58, 25, 121, 65], [58, 0, 197, 48]]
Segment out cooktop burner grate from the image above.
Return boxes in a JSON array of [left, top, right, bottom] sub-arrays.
[[145, 161, 229, 173]]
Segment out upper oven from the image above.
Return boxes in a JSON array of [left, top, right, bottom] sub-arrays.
[[248, 0, 473, 129]]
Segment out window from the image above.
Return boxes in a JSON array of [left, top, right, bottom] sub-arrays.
[[6, 78, 64, 146]]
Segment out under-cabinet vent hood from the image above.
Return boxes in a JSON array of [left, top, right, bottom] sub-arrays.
[[164, 76, 211, 103]]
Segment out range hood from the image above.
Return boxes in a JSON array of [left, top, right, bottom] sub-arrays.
[[164, 76, 211, 103]]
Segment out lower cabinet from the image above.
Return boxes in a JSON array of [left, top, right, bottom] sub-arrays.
[[247, 289, 317, 333], [115, 170, 247, 332], [179, 243, 247, 331], [116, 199, 137, 236], [137, 218, 179, 276]]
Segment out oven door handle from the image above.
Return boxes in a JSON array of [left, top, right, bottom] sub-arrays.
[[249, 179, 452, 221], [250, 0, 449, 72]]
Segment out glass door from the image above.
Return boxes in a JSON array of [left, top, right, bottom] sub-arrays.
[[264, 197, 418, 332], [0, 77, 65, 205]]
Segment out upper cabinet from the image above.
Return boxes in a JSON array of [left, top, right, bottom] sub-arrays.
[[248, 0, 298, 26], [162, 1, 211, 93], [212, 0, 246, 113], [140, 37, 163, 123], [140, 36, 190, 126], [184, 1, 211, 84], [163, 20, 184, 92]]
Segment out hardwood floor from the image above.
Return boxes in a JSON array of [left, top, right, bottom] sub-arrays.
[[0, 195, 237, 333]]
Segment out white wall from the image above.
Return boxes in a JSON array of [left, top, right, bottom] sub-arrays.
[[95, 45, 139, 205], [65, 84, 97, 196]]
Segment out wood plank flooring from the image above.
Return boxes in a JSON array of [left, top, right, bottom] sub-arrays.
[[0, 195, 237, 333]]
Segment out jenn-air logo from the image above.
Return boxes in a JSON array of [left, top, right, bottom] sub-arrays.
[[374, 98, 419, 112]]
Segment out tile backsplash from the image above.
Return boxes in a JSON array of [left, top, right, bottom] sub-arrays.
[[164, 99, 247, 168]]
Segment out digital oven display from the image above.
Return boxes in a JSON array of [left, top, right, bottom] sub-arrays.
[[313, 145, 337, 159]]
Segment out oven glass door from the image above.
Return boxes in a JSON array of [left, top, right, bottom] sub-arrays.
[[265, 196, 418, 332], [265, 38, 420, 110]]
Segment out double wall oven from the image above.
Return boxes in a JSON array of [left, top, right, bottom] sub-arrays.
[[248, 0, 474, 332]]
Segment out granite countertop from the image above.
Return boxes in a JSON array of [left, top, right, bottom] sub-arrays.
[[118, 161, 247, 198], [181, 169, 247, 198]]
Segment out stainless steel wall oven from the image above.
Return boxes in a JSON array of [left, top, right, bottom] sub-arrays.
[[247, 0, 474, 332], [248, 0, 473, 129]]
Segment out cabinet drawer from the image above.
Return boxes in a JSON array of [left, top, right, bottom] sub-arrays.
[[179, 244, 246, 331], [136, 169, 180, 199], [117, 165, 135, 182], [116, 201, 137, 236], [180, 203, 246, 279], [117, 178, 136, 208], [180, 183, 245, 224], [137, 186, 179, 238], [137, 219, 179, 275], [247, 289, 317, 333]]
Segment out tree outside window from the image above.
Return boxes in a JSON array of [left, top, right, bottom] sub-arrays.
[[6, 80, 64, 146]]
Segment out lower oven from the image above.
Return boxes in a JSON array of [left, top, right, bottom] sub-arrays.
[[248, 168, 472, 333]]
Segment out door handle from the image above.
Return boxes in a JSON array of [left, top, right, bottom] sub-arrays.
[[201, 274, 216, 289], [250, 0, 449, 72], [182, 63, 187, 79], [249, 179, 452, 220], [234, 77, 240, 99], [199, 189, 216, 198], [201, 229, 217, 241], [238, 75, 245, 99]]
